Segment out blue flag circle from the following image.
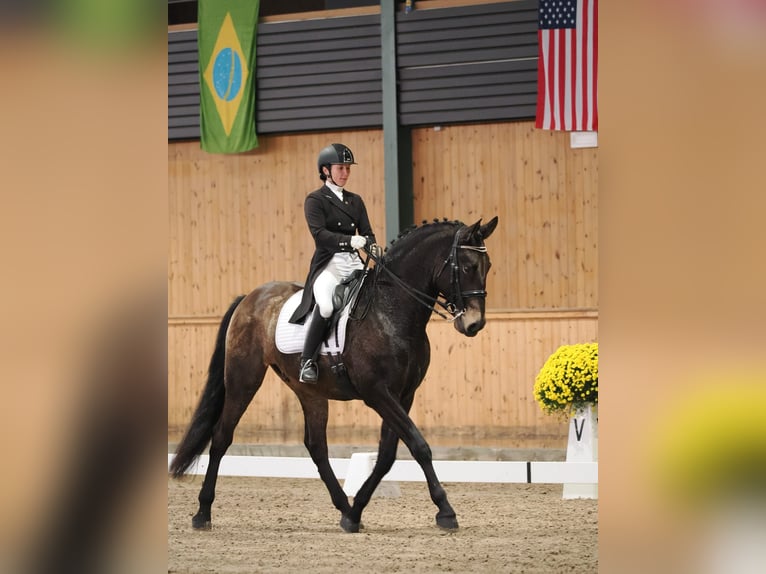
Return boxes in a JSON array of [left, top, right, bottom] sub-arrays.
[[212, 47, 243, 102]]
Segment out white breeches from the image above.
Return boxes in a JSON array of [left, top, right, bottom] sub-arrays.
[[312, 253, 363, 318]]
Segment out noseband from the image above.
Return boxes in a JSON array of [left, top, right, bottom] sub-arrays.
[[363, 228, 488, 322]]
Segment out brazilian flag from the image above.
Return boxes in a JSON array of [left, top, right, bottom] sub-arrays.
[[198, 0, 260, 153]]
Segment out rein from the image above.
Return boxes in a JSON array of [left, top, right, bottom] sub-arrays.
[[358, 229, 488, 322]]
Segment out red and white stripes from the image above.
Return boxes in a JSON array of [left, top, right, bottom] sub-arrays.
[[536, 0, 598, 132]]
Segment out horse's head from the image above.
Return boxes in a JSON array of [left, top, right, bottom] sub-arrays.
[[437, 216, 498, 337], [375, 216, 498, 335]]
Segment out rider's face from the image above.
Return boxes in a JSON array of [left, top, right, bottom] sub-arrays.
[[328, 164, 351, 187]]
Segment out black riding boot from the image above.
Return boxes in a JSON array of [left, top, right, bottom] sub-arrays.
[[299, 307, 330, 384]]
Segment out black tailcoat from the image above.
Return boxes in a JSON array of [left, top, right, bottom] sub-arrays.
[[289, 185, 376, 324]]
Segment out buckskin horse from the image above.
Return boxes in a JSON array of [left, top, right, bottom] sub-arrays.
[[170, 216, 498, 532]]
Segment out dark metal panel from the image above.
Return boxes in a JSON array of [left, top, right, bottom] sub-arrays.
[[397, 10, 537, 33], [168, 72, 198, 86], [401, 93, 535, 114], [167, 37, 197, 49], [395, 0, 537, 27], [168, 51, 199, 64], [166, 29, 198, 139], [257, 48, 380, 68], [399, 82, 536, 104], [169, 116, 203, 128], [169, 126, 200, 140], [168, 102, 199, 118], [395, 0, 539, 127], [257, 33, 380, 55], [400, 105, 538, 127], [168, 83, 200, 96], [167, 30, 196, 49], [168, 62, 199, 74], [258, 91, 381, 111], [398, 58, 536, 80], [256, 114, 383, 134], [168, 105, 201, 118], [256, 13, 380, 37], [258, 68, 381, 89], [169, 94, 200, 107], [397, 34, 535, 58], [168, 12, 383, 140], [168, 1, 539, 140], [401, 70, 537, 92], [398, 39, 536, 62], [258, 102, 381, 122], [396, 21, 536, 44], [398, 46, 537, 68], [255, 59, 381, 78], [258, 81, 381, 100], [167, 51, 193, 66]]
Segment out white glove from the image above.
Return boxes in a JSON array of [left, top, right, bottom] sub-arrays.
[[350, 235, 367, 250]]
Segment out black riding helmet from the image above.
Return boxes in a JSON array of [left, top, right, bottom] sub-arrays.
[[317, 143, 357, 181]]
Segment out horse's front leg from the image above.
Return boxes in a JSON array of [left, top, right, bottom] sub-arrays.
[[298, 396, 352, 521], [366, 392, 458, 530], [346, 391, 415, 528]]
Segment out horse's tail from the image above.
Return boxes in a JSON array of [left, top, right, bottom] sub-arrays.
[[169, 295, 246, 478]]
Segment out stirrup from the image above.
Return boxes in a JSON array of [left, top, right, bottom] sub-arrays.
[[299, 358, 318, 384]]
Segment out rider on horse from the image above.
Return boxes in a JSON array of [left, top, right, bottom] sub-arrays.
[[289, 143, 382, 383]]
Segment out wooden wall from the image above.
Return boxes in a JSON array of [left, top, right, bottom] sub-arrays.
[[168, 130, 386, 318], [168, 121, 598, 450], [412, 122, 598, 310]]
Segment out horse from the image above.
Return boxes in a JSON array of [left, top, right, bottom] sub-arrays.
[[169, 216, 498, 532]]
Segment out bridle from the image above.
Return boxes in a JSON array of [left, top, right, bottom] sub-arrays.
[[360, 228, 488, 322], [434, 230, 489, 320]]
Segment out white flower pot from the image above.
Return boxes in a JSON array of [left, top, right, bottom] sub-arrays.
[[563, 402, 598, 499]]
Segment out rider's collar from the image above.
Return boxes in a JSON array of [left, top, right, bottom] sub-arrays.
[[326, 180, 344, 199]]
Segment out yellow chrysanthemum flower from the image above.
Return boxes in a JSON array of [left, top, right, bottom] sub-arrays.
[[534, 343, 598, 415]]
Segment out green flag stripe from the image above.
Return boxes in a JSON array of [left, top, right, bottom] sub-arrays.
[[199, 0, 260, 153]]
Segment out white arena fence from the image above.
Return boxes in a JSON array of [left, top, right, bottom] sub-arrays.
[[167, 453, 598, 487]]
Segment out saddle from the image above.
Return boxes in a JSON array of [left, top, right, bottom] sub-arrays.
[[274, 270, 369, 357], [325, 269, 366, 347], [332, 269, 365, 314], [323, 269, 367, 394]]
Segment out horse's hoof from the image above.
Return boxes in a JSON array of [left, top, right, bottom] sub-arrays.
[[436, 514, 459, 530], [192, 514, 212, 530], [340, 515, 360, 533]]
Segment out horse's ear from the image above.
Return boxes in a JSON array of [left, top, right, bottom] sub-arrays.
[[479, 216, 498, 240], [464, 219, 482, 241]]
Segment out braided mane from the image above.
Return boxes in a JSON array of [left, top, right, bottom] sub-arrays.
[[387, 218, 463, 249]]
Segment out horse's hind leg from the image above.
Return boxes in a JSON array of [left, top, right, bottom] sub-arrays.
[[298, 396, 353, 526], [194, 357, 266, 529]]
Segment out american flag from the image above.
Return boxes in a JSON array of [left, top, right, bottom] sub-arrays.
[[535, 0, 598, 131]]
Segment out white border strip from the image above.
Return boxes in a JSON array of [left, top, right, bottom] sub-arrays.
[[168, 455, 597, 484]]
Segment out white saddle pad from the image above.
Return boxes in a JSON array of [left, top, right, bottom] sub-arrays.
[[275, 290, 350, 355]]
